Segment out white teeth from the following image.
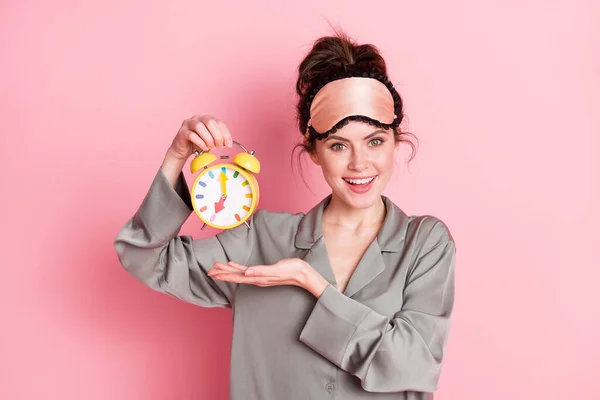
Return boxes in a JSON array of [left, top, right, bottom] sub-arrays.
[[344, 176, 375, 185]]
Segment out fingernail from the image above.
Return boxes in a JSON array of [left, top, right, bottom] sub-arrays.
[[245, 269, 254, 276]]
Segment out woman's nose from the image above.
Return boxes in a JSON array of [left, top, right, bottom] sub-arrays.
[[348, 149, 369, 171]]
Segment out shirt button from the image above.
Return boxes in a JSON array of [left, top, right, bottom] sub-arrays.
[[325, 383, 335, 392]]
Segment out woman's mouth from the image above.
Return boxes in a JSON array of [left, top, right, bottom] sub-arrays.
[[342, 175, 377, 193]]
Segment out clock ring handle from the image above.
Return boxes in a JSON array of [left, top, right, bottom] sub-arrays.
[[230, 140, 255, 155], [191, 140, 260, 174], [193, 140, 254, 157]]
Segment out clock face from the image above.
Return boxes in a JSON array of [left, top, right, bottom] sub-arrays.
[[191, 163, 258, 229]]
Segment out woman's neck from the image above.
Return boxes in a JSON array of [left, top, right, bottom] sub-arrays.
[[322, 193, 386, 231]]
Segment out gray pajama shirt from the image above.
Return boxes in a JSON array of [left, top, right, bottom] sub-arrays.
[[114, 168, 456, 399]]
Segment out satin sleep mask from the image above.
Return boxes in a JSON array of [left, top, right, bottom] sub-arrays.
[[304, 72, 402, 140]]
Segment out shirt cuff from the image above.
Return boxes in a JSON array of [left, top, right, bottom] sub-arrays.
[[299, 284, 373, 367], [135, 167, 194, 241]]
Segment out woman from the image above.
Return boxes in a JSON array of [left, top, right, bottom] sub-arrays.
[[114, 32, 456, 400]]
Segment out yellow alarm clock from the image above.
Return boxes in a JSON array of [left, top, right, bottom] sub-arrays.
[[189, 141, 261, 230]]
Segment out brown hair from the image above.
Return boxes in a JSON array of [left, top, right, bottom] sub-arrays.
[[291, 30, 418, 182]]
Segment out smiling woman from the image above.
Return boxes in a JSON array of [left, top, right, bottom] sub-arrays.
[[114, 29, 456, 400]]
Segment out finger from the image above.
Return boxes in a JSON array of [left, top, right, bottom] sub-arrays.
[[218, 120, 233, 148], [208, 269, 243, 277], [204, 118, 225, 149], [213, 274, 296, 287], [227, 261, 247, 271], [184, 129, 208, 152], [245, 265, 278, 277], [212, 262, 241, 273], [221, 275, 272, 285], [189, 120, 216, 149], [211, 272, 253, 283]]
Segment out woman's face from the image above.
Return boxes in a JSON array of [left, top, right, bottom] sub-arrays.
[[310, 121, 399, 210]]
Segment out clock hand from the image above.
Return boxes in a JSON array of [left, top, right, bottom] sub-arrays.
[[214, 195, 227, 214], [219, 171, 228, 196]]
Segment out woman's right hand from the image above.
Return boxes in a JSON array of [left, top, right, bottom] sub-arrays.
[[168, 115, 233, 160], [161, 115, 233, 188]]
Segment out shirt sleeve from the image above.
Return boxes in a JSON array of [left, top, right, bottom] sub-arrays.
[[298, 222, 456, 393], [113, 167, 259, 308]]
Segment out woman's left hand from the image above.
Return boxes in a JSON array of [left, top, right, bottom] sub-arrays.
[[208, 258, 330, 298]]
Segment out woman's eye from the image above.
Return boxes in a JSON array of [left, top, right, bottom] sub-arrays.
[[330, 143, 345, 151], [369, 138, 384, 146]]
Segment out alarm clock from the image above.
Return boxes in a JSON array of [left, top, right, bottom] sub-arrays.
[[189, 141, 261, 230]]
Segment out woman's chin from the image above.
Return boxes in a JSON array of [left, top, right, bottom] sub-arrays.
[[336, 187, 382, 210], [348, 195, 381, 210]]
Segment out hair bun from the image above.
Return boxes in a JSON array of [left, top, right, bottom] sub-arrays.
[[295, 31, 388, 97]]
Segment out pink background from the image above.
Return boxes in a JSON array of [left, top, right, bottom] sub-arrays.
[[1, 1, 599, 399]]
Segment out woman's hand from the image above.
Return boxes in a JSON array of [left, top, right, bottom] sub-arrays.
[[168, 114, 233, 160], [208, 258, 331, 298], [161, 114, 233, 187]]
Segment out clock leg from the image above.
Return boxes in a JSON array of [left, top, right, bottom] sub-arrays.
[[244, 220, 251, 229], [201, 223, 207, 231]]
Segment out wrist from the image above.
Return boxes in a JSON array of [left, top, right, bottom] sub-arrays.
[[300, 262, 330, 298], [162, 148, 187, 171], [163, 148, 187, 166], [161, 149, 187, 188]]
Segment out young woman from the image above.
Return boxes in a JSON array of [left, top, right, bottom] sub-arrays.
[[115, 33, 456, 400]]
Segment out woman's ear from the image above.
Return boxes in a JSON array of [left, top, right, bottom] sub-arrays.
[[308, 150, 321, 166]]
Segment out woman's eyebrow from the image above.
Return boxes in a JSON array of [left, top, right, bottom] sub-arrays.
[[324, 129, 388, 142], [364, 130, 388, 139], [324, 134, 348, 142]]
